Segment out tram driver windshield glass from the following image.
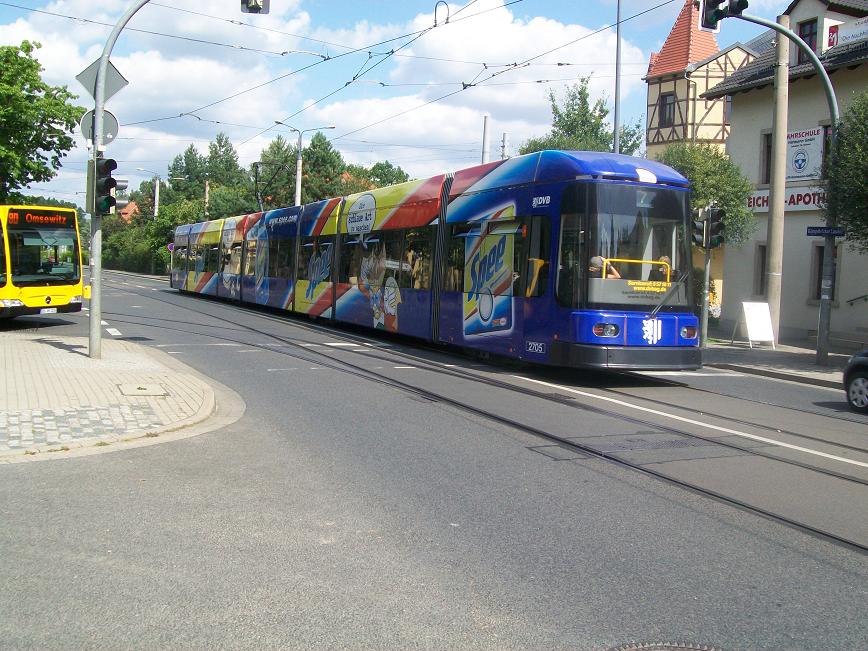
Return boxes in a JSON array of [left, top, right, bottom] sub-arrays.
[[557, 183, 690, 309], [7, 226, 80, 286]]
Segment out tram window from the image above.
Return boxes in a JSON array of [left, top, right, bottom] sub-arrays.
[[298, 236, 334, 284], [205, 245, 220, 273], [380, 230, 404, 289], [404, 227, 434, 289], [339, 234, 365, 285], [445, 224, 477, 292], [191, 244, 205, 273], [172, 247, 187, 274], [268, 237, 293, 279], [556, 184, 586, 308], [227, 243, 242, 275], [1, 229, 7, 285], [524, 216, 551, 298], [243, 240, 257, 276]]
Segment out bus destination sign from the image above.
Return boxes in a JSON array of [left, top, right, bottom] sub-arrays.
[[6, 208, 74, 228]]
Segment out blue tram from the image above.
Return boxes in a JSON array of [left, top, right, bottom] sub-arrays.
[[171, 151, 701, 370]]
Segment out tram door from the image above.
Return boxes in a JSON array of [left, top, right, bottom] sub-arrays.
[[520, 213, 553, 362]]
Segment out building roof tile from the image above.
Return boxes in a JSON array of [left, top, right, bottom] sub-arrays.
[[646, 0, 720, 78]]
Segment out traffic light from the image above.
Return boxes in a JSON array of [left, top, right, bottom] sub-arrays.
[[241, 0, 269, 13], [692, 215, 707, 248], [94, 157, 118, 215], [708, 208, 725, 248], [728, 0, 749, 16], [699, 0, 726, 31]]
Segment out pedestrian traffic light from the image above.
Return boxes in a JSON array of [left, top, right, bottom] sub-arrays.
[[113, 178, 129, 214], [699, 0, 726, 31], [728, 0, 749, 17], [94, 157, 118, 215], [708, 208, 725, 248], [692, 215, 707, 248]]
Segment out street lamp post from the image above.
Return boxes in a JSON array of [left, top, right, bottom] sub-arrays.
[[136, 168, 162, 217], [274, 122, 336, 206]]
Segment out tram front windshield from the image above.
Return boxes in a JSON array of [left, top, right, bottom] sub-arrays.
[[557, 182, 691, 310], [7, 225, 81, 286]]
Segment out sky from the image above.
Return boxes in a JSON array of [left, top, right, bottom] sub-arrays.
[[0, 0, 788, 206]]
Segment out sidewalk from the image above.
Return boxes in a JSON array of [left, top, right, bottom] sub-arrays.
[[0, 333, 217, 461], [703, 339, 851, 388]]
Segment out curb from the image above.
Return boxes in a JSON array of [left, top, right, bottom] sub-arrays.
[[706, 363, 841, 389]]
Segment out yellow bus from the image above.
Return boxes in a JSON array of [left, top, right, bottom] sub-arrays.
[[0, 204, 86, 319]]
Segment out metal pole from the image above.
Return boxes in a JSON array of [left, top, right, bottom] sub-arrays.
[[204, 178, 209, 219], [253, 163, 264, 212], [701, 240, 711, 348], [89, 0, 151, 359], [481, 115, 491, 164], [613, 0, 622, 154], [154, 176, 160, 218], [737, 12, 839, 363], [766, 14, 789, 344], [295, 131, 303, 207], [501, 132, 509, 160]]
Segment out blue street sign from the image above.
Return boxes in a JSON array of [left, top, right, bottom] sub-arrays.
[[807, 226, 845, 237]]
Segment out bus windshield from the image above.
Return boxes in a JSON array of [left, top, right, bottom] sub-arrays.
[[557, 182, 692, 310], [7, 225, 81, 286], [0, 226, 6, 286]]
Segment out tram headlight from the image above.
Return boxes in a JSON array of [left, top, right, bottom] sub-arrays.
[[69, 295, 82, 304], [0, 299, 25, 307], [680, 325, 698, 339], [592, 323, 620, 337]]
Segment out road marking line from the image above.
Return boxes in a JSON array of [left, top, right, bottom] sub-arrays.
[[393, 365, 416, 369], [167, 351, 184, 355], [135, 285, 146, 288], [106, 328, 123, 336], [100, 320, 108, 325], [155, 343, 240, 347], [130, 305, 143, 308], [513, 375, 868, 469], [267, 368, 298, 372], [300, 343, 322, 347], [638, 371, 743, 377], [324, 342, 358, 347]]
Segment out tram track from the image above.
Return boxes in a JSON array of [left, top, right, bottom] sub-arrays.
[[103, 275, 868, 553]]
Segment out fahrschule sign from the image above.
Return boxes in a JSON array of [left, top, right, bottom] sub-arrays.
[[786, 128, 824, 180]]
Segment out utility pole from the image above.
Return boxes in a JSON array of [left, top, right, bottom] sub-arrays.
[[500, 132, 509, 160], [481, 115, 491, 164], [204, 177, 210, 219], [154, 177, 160, 218], [766, 14, 789, 343], [613, 0, 622, 154]]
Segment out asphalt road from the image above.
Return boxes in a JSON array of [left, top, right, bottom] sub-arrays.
[[1, 271, 866, 650]]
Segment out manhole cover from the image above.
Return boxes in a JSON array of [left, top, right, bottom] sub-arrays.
[[117, 384, 168, 397]]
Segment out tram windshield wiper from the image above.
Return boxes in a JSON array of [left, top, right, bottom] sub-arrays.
[[649, 270, 688, 319]]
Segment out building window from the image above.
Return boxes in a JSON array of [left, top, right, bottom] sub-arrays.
[[724, 96, 733, 125], [659, 93, 676, 127], [755, 244, 767, 297], [798, 19, 818, 64], [811, 242, 839, 301], [760, 132, 772, 184]]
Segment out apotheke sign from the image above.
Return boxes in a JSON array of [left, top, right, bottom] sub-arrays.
[[747, 186, 826, 213]]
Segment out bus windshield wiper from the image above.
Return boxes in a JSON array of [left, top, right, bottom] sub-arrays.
[[649, 270, 688, 319]]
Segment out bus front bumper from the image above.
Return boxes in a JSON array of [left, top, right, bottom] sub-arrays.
[[0, 303, 82, 319]]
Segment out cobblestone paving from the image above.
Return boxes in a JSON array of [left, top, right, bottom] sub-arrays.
[[0, 404, 162, 450]]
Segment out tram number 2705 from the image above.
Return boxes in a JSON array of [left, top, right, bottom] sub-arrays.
[[525, 340, 546, 354]]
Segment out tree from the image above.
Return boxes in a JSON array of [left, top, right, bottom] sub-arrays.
[[300, 132, 345, 203], [370, 160, 409, 186], [657, 142, 755, 246], [256, 135, 297, 209], [0, 41, 85, 201], [826, 90, 868, 252], [207, 185, 256, 220], [520, 78, 642, 156], [168, 145, 208, 200], [207, 132, 247, 188]]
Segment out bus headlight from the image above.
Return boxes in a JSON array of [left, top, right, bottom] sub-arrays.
[[69, 295, 82, 304], [592, 323, 620, 337], [680, 326, 697, 339], [1, 299, 25, 307]]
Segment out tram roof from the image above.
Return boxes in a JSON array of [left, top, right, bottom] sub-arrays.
[[450, 151, 688, 193]]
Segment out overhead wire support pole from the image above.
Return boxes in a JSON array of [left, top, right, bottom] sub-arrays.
[[89, 0, 151, 359], [613, 0, 621, 154], [734, 12, 840, 364]]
